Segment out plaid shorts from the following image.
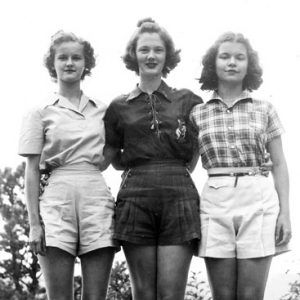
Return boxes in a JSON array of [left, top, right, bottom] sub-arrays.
[[114, 160, 201, 245]]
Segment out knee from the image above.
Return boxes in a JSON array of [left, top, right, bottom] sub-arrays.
[[211, 287, 236, 300], [132, 288, 156, 300], [157, 286, 186, 300], [237, 286, 264, 300]]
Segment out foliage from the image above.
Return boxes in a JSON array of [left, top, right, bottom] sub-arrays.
[[107, 260, 132, 299], [280, 273, 300, 300], [185, 270, 212, 300], [0, 163, 42, 299]]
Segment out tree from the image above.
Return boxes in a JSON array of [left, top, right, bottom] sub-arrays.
[[107, 260, 132, 299], [280, 273, 300, 300], [185, 271, 212, 300], [0, 163, 41, 299]]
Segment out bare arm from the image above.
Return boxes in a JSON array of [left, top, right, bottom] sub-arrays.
[[103, 144, 125, 171], [25, 155, 46, 255], [187, 152, 200, 173], [267, 136, 291, 245]]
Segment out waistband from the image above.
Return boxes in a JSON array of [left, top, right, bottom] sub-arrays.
[[50, 162, 101, 173], [131, 159, 186, 168], [207, 167, 263, 176]]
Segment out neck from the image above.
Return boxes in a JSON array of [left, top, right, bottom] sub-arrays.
[[217, 82, 243, 105], [58, 81, 82, 108], [139, 75, 162, 95]]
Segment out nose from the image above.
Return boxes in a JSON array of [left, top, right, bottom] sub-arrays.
[[66, 57, 73, 66], [228, 56, 236, 66], [147, 50, 155, 60]]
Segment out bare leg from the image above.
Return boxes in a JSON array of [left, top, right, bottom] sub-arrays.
[[123, 242, 157, 300], [80, 247, 115, 300], [157, 244, 194, 300], [237, 256, 272, 300], [38, 247, 76, 300], [204, 257, 237, 300]]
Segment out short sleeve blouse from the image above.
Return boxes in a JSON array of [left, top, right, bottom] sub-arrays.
[[18, 93, 107, 171]]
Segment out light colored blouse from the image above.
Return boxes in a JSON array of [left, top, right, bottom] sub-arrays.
[[18, 92, 106, 171]]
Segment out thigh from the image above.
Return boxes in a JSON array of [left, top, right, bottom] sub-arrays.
[[38, 247, 75, 300], [237, 256, 272, 300], [123, 243, 157, 300], [80, 247, 115, 300], [204, 257, 237, 300], [157, 244, 193, 300]]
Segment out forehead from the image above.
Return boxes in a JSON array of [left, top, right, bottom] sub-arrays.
[[218, 41, 247, 54], [137, 32, 165, 47], [54, 41, 84, 54]]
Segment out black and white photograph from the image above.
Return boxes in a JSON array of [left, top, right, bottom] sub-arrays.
[[0, 0, 299, 299]]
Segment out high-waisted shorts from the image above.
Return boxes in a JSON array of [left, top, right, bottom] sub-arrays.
[[39, 163, 116, 256], [114, 160, 201, 245], [199, 172, 289, 259]]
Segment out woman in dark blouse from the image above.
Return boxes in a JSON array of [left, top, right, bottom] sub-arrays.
[[104, 18, 202, 300]]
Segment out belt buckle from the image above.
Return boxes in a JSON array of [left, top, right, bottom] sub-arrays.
[[229, 172, 235, 177]]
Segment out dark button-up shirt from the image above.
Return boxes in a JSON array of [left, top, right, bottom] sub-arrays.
[[104, 81, 203, 168]]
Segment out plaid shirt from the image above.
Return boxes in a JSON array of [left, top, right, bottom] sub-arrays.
[[190, 91, 284, 170]]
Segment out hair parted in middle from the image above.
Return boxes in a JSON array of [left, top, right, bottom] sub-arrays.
[[199, 32, 263, 91], [122, 18, 181, 77], [44, 30, 96, 81]]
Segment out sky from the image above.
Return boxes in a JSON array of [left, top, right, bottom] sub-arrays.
[[1, 0, 300, 298]]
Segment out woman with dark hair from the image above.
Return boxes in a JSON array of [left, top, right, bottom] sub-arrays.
[[104, 18, 202, 300], [191, 32, 291, 300], [18, 31, 116, 300]]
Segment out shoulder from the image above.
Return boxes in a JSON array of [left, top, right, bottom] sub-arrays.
[[251, 97, 277, 112], [90, 97, 108, 111], [170, 87, 203, 104]]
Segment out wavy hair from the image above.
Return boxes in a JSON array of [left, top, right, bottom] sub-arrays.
[[44, 30, 96, 80], [123, 18, 181, 77], [199, 32, 263, 91]]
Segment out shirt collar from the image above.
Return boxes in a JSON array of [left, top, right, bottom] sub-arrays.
[[126, 80, 173, 102], [50, 92, 98, 111], [208, 90, 252, 106]]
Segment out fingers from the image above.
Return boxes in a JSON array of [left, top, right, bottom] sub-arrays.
[[29, 238, 46, 256], [275, 224, 292, 246]]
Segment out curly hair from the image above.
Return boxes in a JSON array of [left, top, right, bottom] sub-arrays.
[[199, 32, 263, 91], [123, 18, 181, 77], [44, 30, 96, 80]]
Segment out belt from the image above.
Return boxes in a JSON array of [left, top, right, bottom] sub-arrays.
[[208, 171, 262, 187]]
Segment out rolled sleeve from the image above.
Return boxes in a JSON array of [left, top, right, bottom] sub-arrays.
[[104, 101, 123, 149], [266, 102, 284, 143], [18, 108, 44, 156]]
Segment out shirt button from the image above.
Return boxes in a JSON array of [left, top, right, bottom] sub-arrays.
[[227, 109, 231, 113], [230, 145, 235, 149], [228, 126, 233, 130]]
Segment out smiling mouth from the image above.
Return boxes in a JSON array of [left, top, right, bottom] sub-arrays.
[[146, 63, 158, 68]]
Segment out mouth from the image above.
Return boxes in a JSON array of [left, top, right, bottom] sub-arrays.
[[146, 62, 158, 69], [226, 69, 238, 74], [64, 69, 76, 73]]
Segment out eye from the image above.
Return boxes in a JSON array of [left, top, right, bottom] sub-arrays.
[[218, 53, 229, 59], [155, 47, 165, 53], [236, 54, 247, 60], [138, 47, 149, 53], [72, 55, 83, 61], [57, 54, 67, 60]]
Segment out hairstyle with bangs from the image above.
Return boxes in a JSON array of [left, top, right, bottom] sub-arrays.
[[199, 32, 263, 91], [123, 18, 181, 77], [44, 30, 96, 80]]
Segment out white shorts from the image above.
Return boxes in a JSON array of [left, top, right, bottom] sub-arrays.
[[40, 163, 116, 256], [198, 174, 286, 259]]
